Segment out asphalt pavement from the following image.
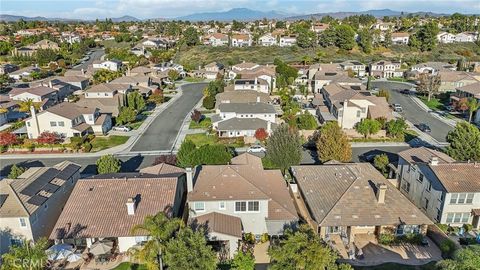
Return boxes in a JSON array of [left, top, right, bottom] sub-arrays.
[[371, 81, 453, 143], [129, 83, 207, 152], [72, 48, 104, 70]]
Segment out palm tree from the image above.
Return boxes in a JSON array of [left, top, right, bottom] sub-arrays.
[[18, 98, 41, 112], [130, 211, 183, 270], [467, 98, 479, 123], [1, 238, 49, 270]]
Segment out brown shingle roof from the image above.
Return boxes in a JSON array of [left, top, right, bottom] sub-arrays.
[[189, 153, 297, 221], [428, 163, 480, 193], [140, 163, 185, 175], [193, 212, 242, 238], [42, 102, 96, 120], [292, 163, 433, 226], [9, 86, 56, 97], [50, 171, 183, 239]]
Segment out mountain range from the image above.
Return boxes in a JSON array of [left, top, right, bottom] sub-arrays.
[[0, 8, 455, 23]]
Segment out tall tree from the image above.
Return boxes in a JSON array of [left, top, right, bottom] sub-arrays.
[[231, 251, 255, 270], [265, 124, 302, 173], [417, 73, 441, 101], [96, 154, 121, 174], [334, 25, 356, 50], [466, 98, 479, 123], [176, 139, 196, 168], [164, 227, 217, 270], [316, 121, 352, 163], [374, 154, 389, 175], [1, 238, 49, 270], [355, 118, 382, 139], [446, 122, 480, 161], [415, 21, 440, 51], [386, 118, 408, 139], [131, 212, 184, 270], [357, 28, 373, 53], [436, 245, 480, 270], [183, 27, 199, 46], [116, 107, 137, 125], [269, 225, 339, 270]]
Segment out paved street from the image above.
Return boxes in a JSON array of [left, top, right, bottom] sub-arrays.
[[0, 145, 411, 177], [129, 83, 206, 152], [371, 81, 453, 143], [72, 48, 104, 70]]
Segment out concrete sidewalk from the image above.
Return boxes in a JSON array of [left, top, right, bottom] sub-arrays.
[[409, 95, 459, 128]]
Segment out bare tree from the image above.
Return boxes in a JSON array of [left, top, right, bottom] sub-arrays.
[[417, 73, 441, 101]]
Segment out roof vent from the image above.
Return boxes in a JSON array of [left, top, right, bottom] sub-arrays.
[[430, 156, 439, 166]]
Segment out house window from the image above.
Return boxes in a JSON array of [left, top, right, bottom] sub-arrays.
[[193, 202, 205, 212], [27, 122, 31, 127], [58, 121, 64, 127], [235, 201, 247, 212], [466, 193, 474, 204], [50, 121, 57, 127], [426, 181, 432, 192], [248, 201, 259, 212], [439, 192, 445, 202], [10, 238, 23, 246], [458, 193, 466, 204], [450, 193, 458, 204], [424, 199, 429, 210], [447, 212, 471, 223], [436, 209, 441, 222], [417, 174, 424, 183], [88, 115, 93, 121], [219, 201, 226, 210], [446, 213, 454, 223], [402, 181, 410, 193], [19, 218, 27, 227], [356, 111, 361, 117]]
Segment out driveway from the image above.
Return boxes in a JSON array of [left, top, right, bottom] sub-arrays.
[[129, 83, 206, 152], [371, 81, 453, 143], [72, 48, 104, 70]]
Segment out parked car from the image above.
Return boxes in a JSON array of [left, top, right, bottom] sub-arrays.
[[392, 103, 403, 112], [247, 145, 266, 153], [112, 126, 131, 132], [401, 89, 411, 95], [418, 123, 431, 132], [445, 105, 455, 111]]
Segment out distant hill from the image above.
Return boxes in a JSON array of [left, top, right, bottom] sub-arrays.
[[0, 14, 141, 22], [175, 8, 289, 21], [286, 9, 447, 20]]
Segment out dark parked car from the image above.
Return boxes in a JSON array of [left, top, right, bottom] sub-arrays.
[[401, 89, 411, 95], [418, 123, 431, 132]]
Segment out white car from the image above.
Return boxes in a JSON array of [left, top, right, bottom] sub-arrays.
[[112, 126, 131, 132], [247, 145, 266, 153]]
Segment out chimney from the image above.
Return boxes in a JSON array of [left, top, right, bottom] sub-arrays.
[[186, 167, 194, 192], [48, 80, 53, 88], [376, 183, 387, 204], [30, 105, 40, 138], [430, 156, 439, 166], [126, 197, 136, 215], [256, 96, 260, 103], [267, 121, 272, 133]]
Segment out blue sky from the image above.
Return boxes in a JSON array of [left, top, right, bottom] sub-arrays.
[[2, 0, 479, 20]]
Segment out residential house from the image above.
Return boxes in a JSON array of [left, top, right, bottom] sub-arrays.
[[141, 38, 169, 49], [369, 61, 404, 79], [215, 90, 271, 108], [204, 33, 229, 47], [193, 62, 224, 80], [372, 21, 395, 31], [437, 32, 456, 44], [279, 35, 297, 47], [0, 96, 22, 126], [0, 161, 81, 254], [397, 147, 480, 229], [319, 83, 393, 129], [52, 76, 90, 91], [312, 69, 363, 93], [60, 32, 82, 44], [455, 32, 477, 43], [258, 33, 277, 46], [410, 62, 457, 75], [339, 61, 366, 77], [231, 34, 252, 47], [234, 79, 270, 93], [229, 63, 276, 91], [451, 82, 480, 124], [212, 102, 277, 138], [26, 102, 112, 139], [438, 71, 479, 93], [50, 164, 186, 253], [291, 163, 433, 249], [8, 66, 40, 80], [9, 86, 58, 110], [152, 62, 185, 78], [128, 66, 153, 77], [75, 83, 131, 117], [311, 23, 329, 33], [35, 79, 74, 101], [189, 153, 298, 258], [92, 59, 123, 72], [391, 32, 410, 45]]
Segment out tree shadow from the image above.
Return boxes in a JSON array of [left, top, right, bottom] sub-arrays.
[[121, 155, 144, 172], [0, 160, 45, 178]]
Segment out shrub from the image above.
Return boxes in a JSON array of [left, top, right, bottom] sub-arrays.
[[378, 233, 396, 245], [440, 239, 457, 258], [254, 128, 268, 141], [437, 223, 449, 233], [69, 137, 84, 150], [202, 95, 215, 110], [462, 223, 473, 233], [96, 154, 121, 174], [402, 233, 423, 245], [190, 109, 202, 123], [244, 233, 255, 244], [82, 142, 92, 152], [8, 164, 26, 179], [260, 233, 269, 243]]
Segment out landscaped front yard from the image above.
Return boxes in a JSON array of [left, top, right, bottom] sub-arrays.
[[185, 133, 245, 148], [91, 135, 129, 152], [112, 262, 147, 270], [189, 117, 212, 129], [417, 93, 451, 111]]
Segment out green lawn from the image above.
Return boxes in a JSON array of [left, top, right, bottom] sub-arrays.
[[189, 117, 212, 129], [111, 262, 147, 270], [185, 133, 217, 146], [418, 96, 445, 111], [354, 262, 437, 270], [98, 40, 132, 49], [183, 77, 206, 83], [91, 135, 129, 152]]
